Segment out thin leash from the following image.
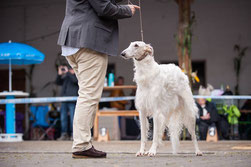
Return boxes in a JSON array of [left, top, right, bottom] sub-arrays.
[[128, 0, 144, 41]]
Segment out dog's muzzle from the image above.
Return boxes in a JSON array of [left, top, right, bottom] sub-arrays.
[[120, 51, 126, 58]]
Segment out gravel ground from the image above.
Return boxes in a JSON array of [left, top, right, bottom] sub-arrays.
[[1, 152, 250, 167], [0, 141, 250, 167]]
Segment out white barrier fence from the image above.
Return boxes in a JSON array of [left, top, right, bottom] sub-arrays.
[[0, 95, 251, 104]]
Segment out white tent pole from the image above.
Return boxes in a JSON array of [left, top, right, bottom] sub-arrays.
[[9, 59, 12, 92]]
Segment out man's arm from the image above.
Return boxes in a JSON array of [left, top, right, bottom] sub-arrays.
[[209, 103, 218, 123], [196, 103, 201, 123], [88, 0, 139, 19]]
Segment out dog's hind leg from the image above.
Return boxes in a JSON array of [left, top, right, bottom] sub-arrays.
[[136, 111, 148, 157], [168, 112, 182, 154], [181, 92, 203, 156], [184, 115, 202, 156], [180, 87, 202, 156]]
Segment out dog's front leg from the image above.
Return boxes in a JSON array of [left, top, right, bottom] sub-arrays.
[[136, 111, 148, 157], [147, 115, 160, 157]]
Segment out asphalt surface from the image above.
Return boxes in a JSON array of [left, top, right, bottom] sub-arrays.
[[0, 141, 251, 167]]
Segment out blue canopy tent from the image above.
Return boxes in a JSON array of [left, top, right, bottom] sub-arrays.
[[0, 41, 45, 137], [0, 41, 45, 92]]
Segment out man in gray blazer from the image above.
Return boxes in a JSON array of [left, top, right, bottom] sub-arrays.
[[58, 0, 139, 158]]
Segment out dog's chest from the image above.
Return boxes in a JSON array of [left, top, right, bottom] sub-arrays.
[[135, 74, 179, 112], [135, 84, 166, 109]]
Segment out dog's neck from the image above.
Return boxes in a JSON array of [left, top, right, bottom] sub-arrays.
[[133, 55, 159, 86], [134, 52, 149, 61], [133, 54, 156, 66]]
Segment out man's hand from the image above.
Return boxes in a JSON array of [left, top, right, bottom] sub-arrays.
[[200, 113, 211, 120], [69, 68, 75, 75], [128, 5, 140, 15]]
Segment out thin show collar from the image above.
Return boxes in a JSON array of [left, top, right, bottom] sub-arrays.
[[135, 53, 149, 61]]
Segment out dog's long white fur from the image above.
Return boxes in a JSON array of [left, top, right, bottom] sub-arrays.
[[121, 41, 202, 157]]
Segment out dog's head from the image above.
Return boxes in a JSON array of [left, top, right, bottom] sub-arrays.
[[121, 41, 153, 61]]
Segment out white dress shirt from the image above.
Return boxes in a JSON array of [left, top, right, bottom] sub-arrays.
[[61, 46, 80, 56]]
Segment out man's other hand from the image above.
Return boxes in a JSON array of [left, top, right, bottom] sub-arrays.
[[128, 5, 140, 15]]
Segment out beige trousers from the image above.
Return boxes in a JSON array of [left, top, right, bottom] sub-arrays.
[[65, 48, 108, 152]]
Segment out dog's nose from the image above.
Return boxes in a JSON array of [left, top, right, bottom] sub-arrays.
[[121, 52, 126, 57]]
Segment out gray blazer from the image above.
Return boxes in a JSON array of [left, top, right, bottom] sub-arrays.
[[57, 0, 132, 56]]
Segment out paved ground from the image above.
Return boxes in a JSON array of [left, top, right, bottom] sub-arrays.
[[0, 141, 251, 167]]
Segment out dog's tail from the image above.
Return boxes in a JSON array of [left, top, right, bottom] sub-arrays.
[[180, 86, 198, 119]]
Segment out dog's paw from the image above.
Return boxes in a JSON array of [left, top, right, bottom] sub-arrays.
[[196, 150, 203, 156], [146, 149, 157, 157], [136, 151, 146, 157]]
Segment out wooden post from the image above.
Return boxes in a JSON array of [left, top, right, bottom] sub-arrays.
[[176, 0, 194, 140], [176, 0, 194, 87]]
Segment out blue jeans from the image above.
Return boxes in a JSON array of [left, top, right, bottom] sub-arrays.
[[60, 102, 76, 135]]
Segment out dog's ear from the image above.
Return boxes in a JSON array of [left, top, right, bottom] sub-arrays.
[[144, 44, 153, 56]]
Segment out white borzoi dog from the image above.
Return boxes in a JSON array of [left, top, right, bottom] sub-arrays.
[[121, 41, 202, 157]]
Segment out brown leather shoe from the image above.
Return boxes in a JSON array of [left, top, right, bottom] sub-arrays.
[[72, 146, 107, 158]]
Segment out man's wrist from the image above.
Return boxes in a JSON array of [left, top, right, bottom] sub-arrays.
[[123, 5, 133, 17]]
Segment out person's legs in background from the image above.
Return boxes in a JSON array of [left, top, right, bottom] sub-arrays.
[[66, 48, 108, 152], [68, 102, 76, 140], [217, 115, 229, 140], [58, 102, 69, 140], [198, 121, 209, 140]]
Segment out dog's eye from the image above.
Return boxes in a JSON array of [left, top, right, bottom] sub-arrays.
[[134, 44, 139, 47]]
